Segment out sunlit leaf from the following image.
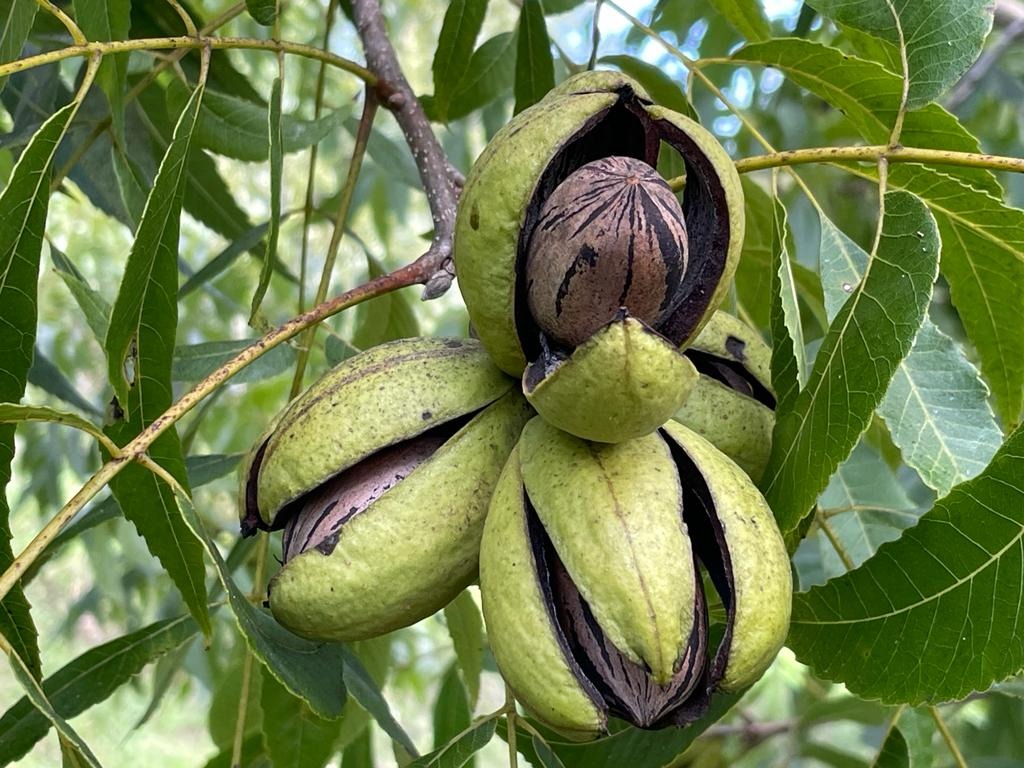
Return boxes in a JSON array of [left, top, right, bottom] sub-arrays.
[[790, 420, 1024, 704], [819, 215, 1002, 495], [763, 192, 939, 537], [807, 0, 993, 107], [708, 0, 770, 41], [769, 195, 805, 414]]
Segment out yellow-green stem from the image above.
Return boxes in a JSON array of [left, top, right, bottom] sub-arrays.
[[930, 707, 968, 768], [0, 261, 427, 605], [732, 144, 1024, 176], [0, 36, 376, 83]]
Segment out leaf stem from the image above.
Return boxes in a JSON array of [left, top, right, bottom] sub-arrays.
[[505, 685, 518, 768], [0, 36, 376, 84], [731, 144, 1024, 176], [815, 509, 855, 571], [289, 86, 378, 396], [35, 0, 86, 46], [930, 706, 968, 768], [298, 0, 342, 317]]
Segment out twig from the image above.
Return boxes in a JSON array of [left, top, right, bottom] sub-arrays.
[[35, 0, 86, 46], [298, 0, 342, 316], [729, 144, 1024, 176], [930, 706, 968, 768], [350, 0, 460, 298], [0, 263, 428, 605], [816, 509, 855, 571], [290, 86, 379, 396], [505, 685, 518, 768], [0, 36, 376, 83], [947, 16, 1024, 110]]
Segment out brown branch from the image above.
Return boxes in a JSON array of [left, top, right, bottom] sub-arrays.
[[350, 0, 460, 299]]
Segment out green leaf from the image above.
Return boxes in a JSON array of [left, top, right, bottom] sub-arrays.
[[261, 671, 340, 768], [514, 0, 554, 115], [708, 0, 770, 41], [432, 0, 489, 122], [166, 80, 349, 162], [342, 729, 373, 768], [1, 652, 100, 768], [27, 351, 101, 417], [175, 491, 348, 720], [598, 55, 697, 120], [842, 162, 1024, 429], [135, 88, 267, 257], [49, 245, 111, 345], [819, 215, 1002, 496], [731, 39, 1000, 196], [72, 0, 130, 139], [250, 76, 283, 322], [444, 590, 484, 709], [409, 718, 496, 768], [0, 614, 199, 764], [352, 254, 419, 349], [0, 0, 36, 96], [0, 404, 110, 446], [868, 724, 909, 765], [531, 734, 566, 768], [0, 98, 80, 681], [894, 708, 936, 768], [355, 118, 420, 189], [806, 0, 994, 108], [800, 443, 924, 588], [433, 666, 472, 757], [24, 454, 241, 584], [444, 33, 517, 121], [172, 339, 295, 385], [762, 192, 939, 537], [341, 647, 418, 756], [789, 420, 1024, 704], [769, 195, 806, 414], [245, 0, 276, 25], [538, 690, 741, 768], [103, 75, 211, 639], [178, 220, 271, 298]]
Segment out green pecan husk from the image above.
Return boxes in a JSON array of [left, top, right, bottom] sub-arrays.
[[240, 337, 532, 641], [479, 417, 791, 739], [455, 71, 744, 443]]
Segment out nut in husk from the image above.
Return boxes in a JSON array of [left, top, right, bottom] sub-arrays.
[[240, 337, 532, 642], [675, 311, 776, 481], [479, 417, 791, 739], [455, 71, 744, 443]]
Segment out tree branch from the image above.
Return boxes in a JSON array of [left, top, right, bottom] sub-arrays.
[[350, 0, 460, 298]]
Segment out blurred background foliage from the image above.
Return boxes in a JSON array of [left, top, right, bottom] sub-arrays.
[[1, 0, 1023, 765]]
